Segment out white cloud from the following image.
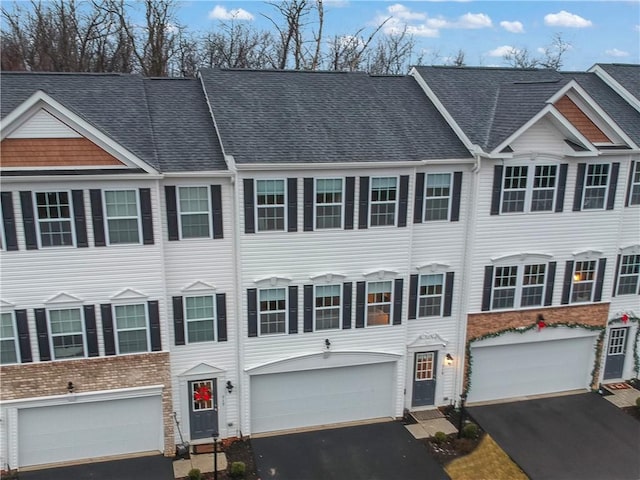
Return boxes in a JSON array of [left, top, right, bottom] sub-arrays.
[[387, 3, 427, 21], [605, 48, 629, 57], [488, 45, 517, 57], [500, 20, 524, 33], [544, 11, 592, 28], [208, 5, 254, 21], [457, 12, 492, 29], [378, 5, 492, 37], [635, 25, 640, 32]]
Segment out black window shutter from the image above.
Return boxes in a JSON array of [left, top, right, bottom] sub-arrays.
[[139, 189, 154, 245], [34, 308, 51, 361], [544, 262, 556, 306], [1, 192, 18, 251], [413, 173, 425, 223], [211, 185, 224, 239], [216, 293, 227, 342], [342, 282, 352, 329], [15, 309, 32, 363], [358, 177, 369, 229], [451, 172, 463, 222], [345, 177, 355, 230], [247, 288, 258, 337], [90, 189, 106, 247], [408, 274, 418, 319], [625, 161, 635, 207], [355, 281, 366, 328], [173, 296, 185, 345], [398, 175, 409, 228], [243, 179, 255, 234], [165, 186, 179, 241], [84, 305, 99, 357], [593, 258, 607, 302], [303, 284, 314, 332], [71, 190, 88, 248], [573, 164, 586, 211], [612, 254, 621, 297], [490, 166, 503, 215], [288, 285, 298, 333], [561, 261, 574, 305], [393, 278, 403, 325], [101, 304, 116, 355], [606, 163, 619, 210], [303, 178, 314, 232], [444, 272, 455, 317], [148, 300, 161, 351], [481, 266, 494, 311], [287, 178, 297, 232], [555, 164, 568, 212], [20, 191, 38, 250]]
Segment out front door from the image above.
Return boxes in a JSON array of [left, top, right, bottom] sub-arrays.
[[412, 351, 437, 407], [604, 328, 628, 380], [189, 379, 219, 440]]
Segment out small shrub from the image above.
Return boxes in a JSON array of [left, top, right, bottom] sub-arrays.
[[230, 461, 246, 479], [635, 396, 640, 408], [187, 468, 202, 480], [462, 422, 479, 439], [432, 431, 447, 445]]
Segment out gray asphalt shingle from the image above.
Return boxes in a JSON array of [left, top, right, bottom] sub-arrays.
[[596, 63, 640, 101]]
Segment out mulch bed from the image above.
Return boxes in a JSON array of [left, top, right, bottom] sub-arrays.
[[185, 438, 259, 480]]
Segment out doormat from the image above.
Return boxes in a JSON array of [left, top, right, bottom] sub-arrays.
[[411, 409, 444, 422], [193, 443, 215, 454], [604, 383, 631, 390]]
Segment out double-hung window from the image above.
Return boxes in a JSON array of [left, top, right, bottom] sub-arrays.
[[425, 174, 451, 221], [571, 261, 597, 303], [114, 303, 149, 353], [492, 264, 546, 309], [582, 164, 609, 210], [370, 177, 397, 226], [617, 255, 640, 295], [256, 180, 285, 231], [629, 162, 640, 206], [315, 284, 341, 330], [367, 281, 392, 326], [501, 165, 557, 213], [48, 308, 85, 359], [185, 295, 216, 343], [259, 288, 286, 334], [35, 191, 74, 247], [418, 274, 444, 317], [316, 179, 343, 229], [0, 312, 18, 364], [104, 190, 141, 244], [178, 187, 211, 238]]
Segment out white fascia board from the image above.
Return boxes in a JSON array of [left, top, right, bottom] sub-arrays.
[[233, 157, 474, 172], [0, 173, 163, 183], [1, 91, 159, 175], [589, 65, 640, 112], [163, 171, 233, 178], [409, 68, 478, 154]]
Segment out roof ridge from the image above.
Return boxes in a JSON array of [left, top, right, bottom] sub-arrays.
[[483, 83, 502, 149]]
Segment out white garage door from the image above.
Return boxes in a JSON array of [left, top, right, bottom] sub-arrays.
[[468, 336, 595, 403], [251, 363, 395, 434], [18, 396, 163, 467]]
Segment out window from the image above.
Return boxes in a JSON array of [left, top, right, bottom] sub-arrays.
[[630, 163, 640, 206], [316, 179, 343, 229], [104, 190, 140, 244], [571, 261, 597, 303], [418, 274, 444, 317], [617, 255, 640, 295], [367, 281, 392, 326], [370, 177, 397, 226], [582, 164, 609, 210], [315, 284, 341, 330], [0, 312, 18, 364], [501, 165, 557, 213], [259, 288, 286, 335], [185, 295, 215, 343], [114, 303, 149, 353], [531, 165, 557, 212], [492, 264, 546, 309], [35, 191, 74, 247], [256, 180, 285, 231], [178, 187, 211, 238], [425, 174, 451, 221], [48, 308, 85, 359]]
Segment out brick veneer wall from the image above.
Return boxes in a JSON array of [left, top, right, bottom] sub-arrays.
[[0, 352, 174, 457]]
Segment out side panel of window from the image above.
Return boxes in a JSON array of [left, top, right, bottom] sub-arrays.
[[243, 179, 255, 234], [84, 305, 99, 357], [287, 178, 297, 233], [14, 310, 31, 363], [561, 260, 575, 305], [303, 178, 314, 232], [211, 185, 224, 239], [216, 293, 227, 342], [414, 173, 425, 224], [481, 265, 494, 311], [20, 191, 38, 250], [140, 189, 154, 245], [173, 296, 185, 345], [606, 163, 619, 211], [344, 177, 355, 230], [593, 258, 607, 302], [358, 177, 369, 230], [303, 284, 313, 332], [165, 186, 179, 241], [34, 308, 51, 361], [355, 281, 366, 328], [148, 300, 161, 351], [443, 272, 454, 317], [288, 285, 298, 334], [1, 192, 19, 251], [626, 161, 639, 207], [90, 189, 107, 247], [101, 303, 116, 355], [573, 164, 586, 212], [247, 288, 258, 337], [450, 172, 463, 222], [397, 175, 409, 228], [393, 278, 403, 325], [342, 282, 352, 329], [72, 190, 88, 248], [544, 262, 557, 306], [490, 165, 503, 215], [555, 164, 568, 213], [408, 274, 419, 320]]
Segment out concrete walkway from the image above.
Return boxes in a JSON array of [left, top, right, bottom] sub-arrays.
[[173, 452, 227, 479], [602, 383, 640, 408], [405, 409, 458, 439]]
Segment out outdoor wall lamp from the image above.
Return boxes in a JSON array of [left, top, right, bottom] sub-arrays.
[[325, 339, 331, 350], [444, 353, 454, 366], [67, 381, 75, 394], [226, 381, 234, 394]]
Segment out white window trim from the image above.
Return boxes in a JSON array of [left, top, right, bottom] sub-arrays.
[[255, 179, 287, 233], [177, 186, 212, 240], [500, 164, 559, 214], [365, 280, 393, 327], [423, 172, 452, 222], [103, 189, 142, 246], [33, 190, 76, 248], [417, 273, 445, 318], [570, 260, 598, 303], [258, 287, 288, 336], [581, 163, 611, 211], [369, 176, 398, 228], [491, 263, 547, 310], [184, 294, 217, 344], [314, 178, 344, 230], [617, 254, 640, 296], [47, 306, 87, 361], [313, 284, 342, 331], [113, 302, 151, 355], [0, 310, 19, 365], [629, 162, 640, 206]]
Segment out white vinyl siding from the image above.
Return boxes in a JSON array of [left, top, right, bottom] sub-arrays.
[[315, 284, 341, 330], [315, 179, 343, 229], [114, 304, 149, 353], [0, 312, 18, 364], [35, 191, 74, 247], [617, 255, 640, 295], [48, 308, 85, 360], [370, 177, 397, 227], [367, 281, 392, 326], [418, 274, 443, 317], [571, 260, 597, 303], [492, 264, 546, 310], [104, 190, 141, 244], [178, 187, 211, 239], [185, 295, 215, 343], [501, 165, 557, 213], [425, 174, 451, 221], [259, 288, 286, 335], [256, 180, 285, 232], [582, 164, 609, 210]]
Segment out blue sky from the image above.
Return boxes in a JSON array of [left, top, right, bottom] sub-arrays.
[[176, 1, 640, 70]]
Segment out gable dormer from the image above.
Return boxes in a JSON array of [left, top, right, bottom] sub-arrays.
[[553, 95, 611, 144]]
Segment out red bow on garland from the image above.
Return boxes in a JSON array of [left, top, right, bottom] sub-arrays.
[[194, 385, 212, 402], [536, 315, 547, 331], [621, 313, 629, 324]]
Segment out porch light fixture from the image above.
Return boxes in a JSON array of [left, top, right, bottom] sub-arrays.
[[67, 381, 75, 394], [325, 339, 331, 350], [444, 354, 454, 366], [226, 380, 234, 394]]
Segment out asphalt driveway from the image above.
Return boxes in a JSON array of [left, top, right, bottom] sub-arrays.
[[469, 392, 640, 480], [252, 420, 449, 480]]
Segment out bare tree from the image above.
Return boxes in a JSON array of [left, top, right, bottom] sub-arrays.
[[504, 33, 571, 70], [365, 26, 416, 75]]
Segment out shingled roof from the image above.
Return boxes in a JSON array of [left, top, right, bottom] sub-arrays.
[[199, 68, 471, 165], [595, 63, 640, 102]]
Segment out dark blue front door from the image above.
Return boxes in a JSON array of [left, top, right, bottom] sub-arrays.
[[189, 379, 219, 440], [604, 328, 628, 380], [412, 351, 437, 407]]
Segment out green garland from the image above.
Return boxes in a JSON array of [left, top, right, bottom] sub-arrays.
[[464, 321, 606, 397], [607, 314, 640, 378]]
